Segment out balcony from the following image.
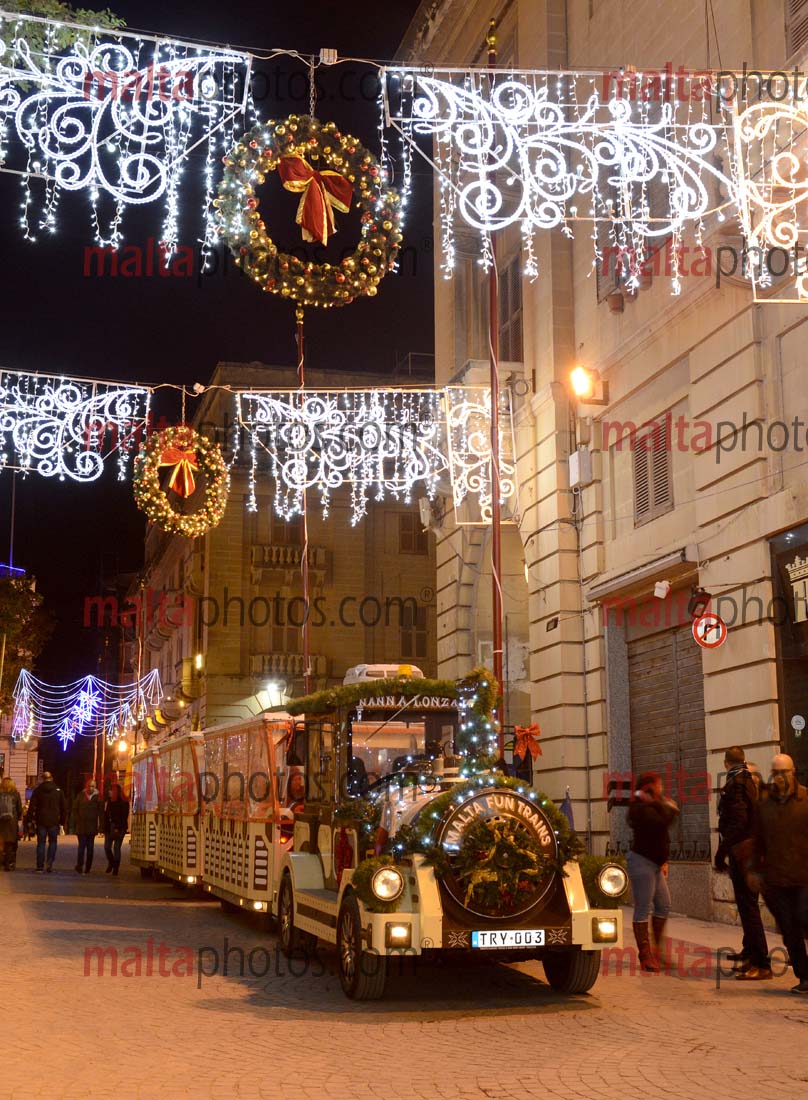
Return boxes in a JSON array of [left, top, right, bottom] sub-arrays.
[[249, 652, 328, 678], [249, 544, 329, 588]]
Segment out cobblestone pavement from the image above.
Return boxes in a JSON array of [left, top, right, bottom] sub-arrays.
[[2, 837, 807, 1100]]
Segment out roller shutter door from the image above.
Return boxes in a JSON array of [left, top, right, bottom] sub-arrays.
[[627, 622, 710, 858]]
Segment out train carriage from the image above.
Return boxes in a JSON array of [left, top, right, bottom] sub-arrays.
[[130, 748, 159, 874], [155, 733, 205, 885], [131, 668, 627, 999]]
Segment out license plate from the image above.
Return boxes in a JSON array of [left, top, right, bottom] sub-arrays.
[[471, 929, 545, 949]]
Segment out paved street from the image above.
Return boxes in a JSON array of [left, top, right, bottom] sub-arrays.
[[2, 836, 807, 1100]]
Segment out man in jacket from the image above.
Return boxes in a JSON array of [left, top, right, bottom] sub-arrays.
[[715, 746, 770, 979], [72, 776, 102, 874], [749, 754, 808, 994], [26, 772, 67, 872]]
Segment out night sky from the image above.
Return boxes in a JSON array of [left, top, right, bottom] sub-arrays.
[[0, 0, 434, 770]]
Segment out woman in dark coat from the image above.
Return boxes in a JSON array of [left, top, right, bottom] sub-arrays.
[[0, 777, 24, 871], [103, 783, 129, 876], [627, 770, 679, 972]]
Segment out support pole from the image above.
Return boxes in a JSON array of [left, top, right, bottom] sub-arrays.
[[296, 307, 312, 696], [487, 21, 505, 753]]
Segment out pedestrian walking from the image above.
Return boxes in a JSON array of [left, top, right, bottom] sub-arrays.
[[103, 783, 129, 876], [0, 776, 23, 871], [26, 772, 66, 872], [748, 753, 808, 995], [626, 771, 680, 973], [72, 776, 102, 874], [714, 746, 771, 980]]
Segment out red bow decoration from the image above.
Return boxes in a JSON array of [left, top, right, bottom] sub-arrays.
[[514, 723, 542, 761], [158, 446, 199, 498], [278, 155, 353, 246]]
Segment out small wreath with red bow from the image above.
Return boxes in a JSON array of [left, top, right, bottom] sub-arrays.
[[133, 426, 230, 538], [215, 115, 403, 308]]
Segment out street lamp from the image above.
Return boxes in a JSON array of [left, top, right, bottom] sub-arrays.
[[570, 366, 610, 405], [117, 738, 128, 754]]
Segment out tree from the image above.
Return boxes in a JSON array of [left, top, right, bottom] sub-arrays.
[[0, 577, 53, 715], [2, 1, 125, 53]]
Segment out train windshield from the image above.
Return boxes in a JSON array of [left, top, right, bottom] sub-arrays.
[[347, 706, 458, 792]]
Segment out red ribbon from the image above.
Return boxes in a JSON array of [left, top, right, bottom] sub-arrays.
[[514, 723, 542, 760], [158, 446, 199, 498], [278, 155, 353, 246]]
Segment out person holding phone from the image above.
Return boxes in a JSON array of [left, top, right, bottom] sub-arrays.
[[627, 771, 679, 972]]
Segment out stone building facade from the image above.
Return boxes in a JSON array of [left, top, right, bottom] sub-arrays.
[[399, 0, 808, 919]]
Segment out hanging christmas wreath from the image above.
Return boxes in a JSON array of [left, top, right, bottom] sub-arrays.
[[133, 425, 230, 538], [215, 115, 403, 309]]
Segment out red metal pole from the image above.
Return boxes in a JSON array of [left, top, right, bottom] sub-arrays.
[[296, 308, 312, 696], [487, 21, 504, 753]]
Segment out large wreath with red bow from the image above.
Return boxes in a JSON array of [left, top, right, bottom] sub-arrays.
[[133, 426, 230, 538], [215, 115, 403, 308]]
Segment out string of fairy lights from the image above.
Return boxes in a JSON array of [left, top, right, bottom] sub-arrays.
[[12, 669, 163, 748], [0, 367, 515, 523]]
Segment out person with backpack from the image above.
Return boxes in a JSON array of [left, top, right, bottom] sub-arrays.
[[26, 772, 67, 872], [0, 776, 23, 871], [715, 746, 771, 979]]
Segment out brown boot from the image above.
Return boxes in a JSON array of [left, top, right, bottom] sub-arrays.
[[652, 916, 668, 970], [633, 921, 659, 972]]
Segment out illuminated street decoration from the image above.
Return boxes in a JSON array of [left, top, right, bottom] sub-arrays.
[[237, 386, 516, 525], [730, 98, 808, 302], [0, 10, 252, 253], [385, 70, 732, 292], [12, 669, 162, 746], [0, 369, 150, 481], [385, 69, 808, 302]]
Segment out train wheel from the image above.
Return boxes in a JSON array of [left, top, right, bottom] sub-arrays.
[[542, 948, 601, 994], [337, 893, 387, 1000], [278, 875, 315, 957]]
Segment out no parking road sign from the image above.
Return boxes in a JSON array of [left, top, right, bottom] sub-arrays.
[[692, 613, 727, 649]]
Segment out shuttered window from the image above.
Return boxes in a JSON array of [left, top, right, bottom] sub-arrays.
[[787, 0, 808, 57], [498, 255, 523, 362], [634, 417, 673, 526]]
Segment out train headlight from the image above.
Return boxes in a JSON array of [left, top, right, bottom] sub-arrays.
[[371, 866, 405, 902], [596, 864, 628, 897]]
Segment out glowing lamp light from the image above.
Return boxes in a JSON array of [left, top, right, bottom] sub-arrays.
[[117, 739, 129, 754], [570, 366, 595, 399], [569, 366, 610, 405]]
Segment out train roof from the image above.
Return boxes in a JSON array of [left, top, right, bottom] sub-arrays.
[[284, 675, 459, 717]]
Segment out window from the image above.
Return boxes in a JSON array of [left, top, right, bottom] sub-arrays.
[[270, 513, 303, 546], [787, 0, 808, 58], [498, 255, 523, 362], [401, 604, 427, 660], [634, 418, 673, 525], [272, 625, 300, 653], [399, 512, 428, 555], [453, 252, 488, 364]]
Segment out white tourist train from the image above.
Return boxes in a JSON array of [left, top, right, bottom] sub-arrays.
[[130, 665, 627, 999]]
